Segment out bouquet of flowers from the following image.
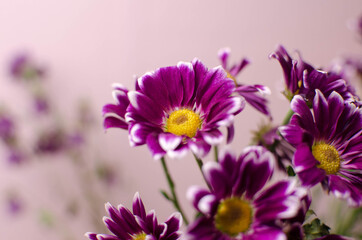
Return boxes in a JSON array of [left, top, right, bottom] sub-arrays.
[[83, 42, 362, 240], [84, 17, 362, 240]]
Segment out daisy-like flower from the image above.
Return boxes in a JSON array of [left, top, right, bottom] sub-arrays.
[[185, 146, 307, 240], [85, 192, 182, 240], [218, 48, 271, 118], [103, 59, 244, 159], [279, 90, 362, 206], [270, 45, 355, 103]]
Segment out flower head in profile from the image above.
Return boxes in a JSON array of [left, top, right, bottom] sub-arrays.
[[186, 146, 307, 240], [279, 90, 362, 206], [103, 59, 244, 159], [218, 48, 271, 118], [270, 45, 355, 103], [85, 192, 182, 240]]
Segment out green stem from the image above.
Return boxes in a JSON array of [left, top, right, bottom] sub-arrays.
[[160, 157, 189, 225], [193, 154, 212, 190], [214, 146, 219, 162], [336, 207, 362, 236], [282, 109, 295, 126]]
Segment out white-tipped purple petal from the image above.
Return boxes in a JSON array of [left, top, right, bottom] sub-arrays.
[[201, 129, 223, 145], [158, 133, 182, 152]]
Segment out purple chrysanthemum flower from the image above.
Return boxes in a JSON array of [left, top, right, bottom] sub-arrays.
[[270, 45, 355, 103], [218, 48, 271, 118], [85, 192, 182, 240], [279, 90, 362, 207], [185, 147, 307, 240], [103, 59, 244, 159]]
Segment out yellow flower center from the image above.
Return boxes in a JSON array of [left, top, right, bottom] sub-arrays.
[[131, 232, 146, 240], [312, 142, 341, 175], [165, 109, 202, 138], [214, 197, 252, 237]]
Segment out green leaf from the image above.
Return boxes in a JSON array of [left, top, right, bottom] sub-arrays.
[[160, 190, 172, 201], [287, 165, 296, 177], [303, 218, 330, 240]]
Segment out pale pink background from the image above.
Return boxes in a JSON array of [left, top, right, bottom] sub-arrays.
[[0, 1, 361, 239]]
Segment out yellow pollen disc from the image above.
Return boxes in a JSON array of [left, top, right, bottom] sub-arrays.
[[165, 109, 202, 138], [226, 71, 238, 86], [312, 142, 341, 175], [132, 232, 146, 240], [214, 198, 252, 237]]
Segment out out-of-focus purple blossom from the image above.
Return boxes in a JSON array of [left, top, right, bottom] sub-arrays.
[[66, 132, 84, 149], [96, 163, 116, 186], [35, 129, 66, 154], [270, 45, 356, 103], [0, 114, 15, 144], [103, 59, 244, 160], [218, 48, 272, 118], [7, 195, 23, 215], [86, 193, 182, 240], [9, 53, 45, 80], [78, 101, 95, 128], [33, 95, 50, 114], [7, 149, 26, 165], [348, 14, 362, 39], [279, 90, 362, 207]]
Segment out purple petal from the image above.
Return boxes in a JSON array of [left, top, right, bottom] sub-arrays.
[[178, 62, 196, 107], [217, 48, 230, 69], [137, 72, 171, 112], [313, 90, 329, 134], [104, 116, 128, 130], [234, 146, 274, 199], [128, 123, 155, 146], [146, 133, 166, 160], [128, 91, 164, 125], [290, 95, 316, 133], [158, 133, 182, 152], [200, 129, 223, 145], [244, 226, 286, 240], [187, 185, 211, 211], [226, 124, 234, 144], [188, 139, 211, 158], [293, 144, 318, 172], [328, 175, 362, 207], [167, 143, 189, 159], [132, 192, 146, 220], [278, 126, 301, 147], [203, 161, 231, 198], [159, 66, 184, 109]]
